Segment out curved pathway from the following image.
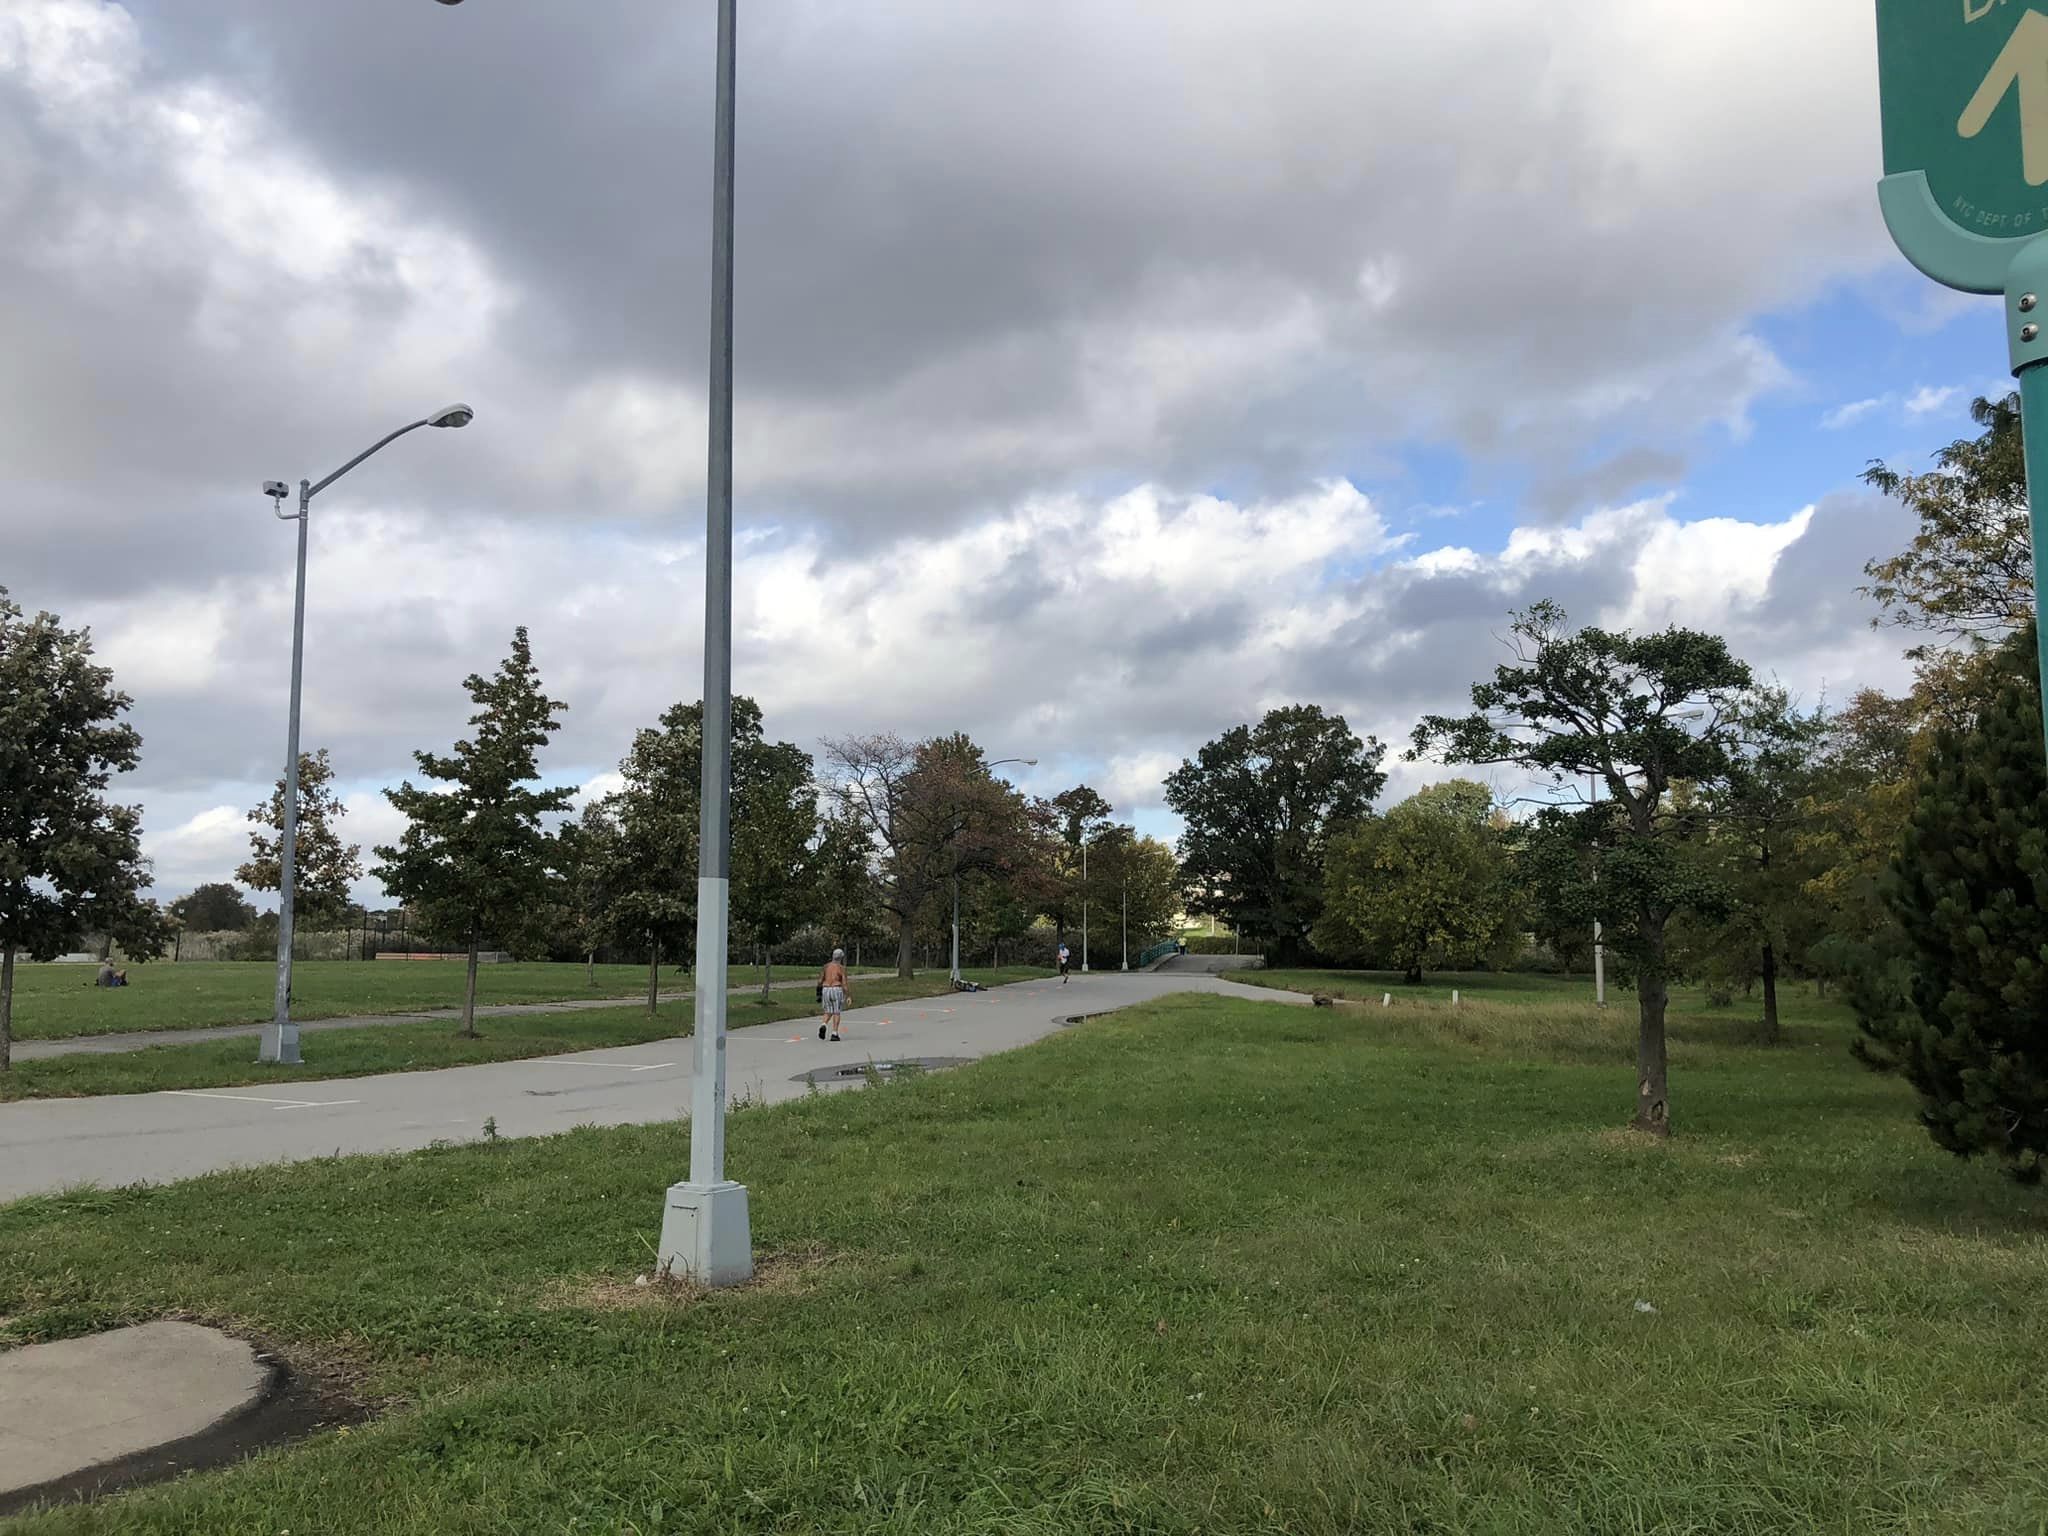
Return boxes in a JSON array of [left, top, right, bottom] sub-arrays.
[[0, 974, 1300, 1203]]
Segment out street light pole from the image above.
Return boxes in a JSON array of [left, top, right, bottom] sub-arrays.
[[660, 0, 751, 1287], [260, 403, 472, 1067], [1591, 772, 1606, 1009]]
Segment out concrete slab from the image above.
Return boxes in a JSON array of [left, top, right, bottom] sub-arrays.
[[0, 1322, 266, 1500]]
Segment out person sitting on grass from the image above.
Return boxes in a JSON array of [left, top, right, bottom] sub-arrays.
[[92, 962, 128, 988]]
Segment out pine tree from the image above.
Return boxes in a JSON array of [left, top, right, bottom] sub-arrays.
[[1852, 623, 2048, 1183], [0, 589, 162, 1070], [239, 747, 364, 932], [376, 628, 573, 1036]]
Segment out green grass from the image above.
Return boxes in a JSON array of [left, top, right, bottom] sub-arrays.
[[0, 960, 899, 1042], [4, 990, 2046, 1532], [0, 969, 1053, 1101], [1235, 967, 1846, 1051]]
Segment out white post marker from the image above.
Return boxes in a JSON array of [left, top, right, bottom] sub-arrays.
[[658, 0, 751, 1288], [1382, 993, 1391, 1008], [1452, 989, 1460, 1008]]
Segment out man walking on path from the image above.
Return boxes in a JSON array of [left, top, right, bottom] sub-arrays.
[[1057, 942, 1071, 984], [818, 949, 850, 1042]]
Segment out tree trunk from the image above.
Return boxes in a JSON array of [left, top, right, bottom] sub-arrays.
[[1403, 964, 1423, 986], [1, 942, 14, 1074], [896, 918, 915, 980], [586, 949, 595, 987], [461, 938, 480, 1038], [646, 937, 661, 1014], [761, 944, 772, 1003], [1759, 941, 1781, 1046], [1633, 920, 1671, 1137]]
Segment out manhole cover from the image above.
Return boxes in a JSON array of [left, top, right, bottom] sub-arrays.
[[790, 1055, 967, 1085]]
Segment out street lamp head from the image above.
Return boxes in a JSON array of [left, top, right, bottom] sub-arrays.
[[428, 403, 474, 429]]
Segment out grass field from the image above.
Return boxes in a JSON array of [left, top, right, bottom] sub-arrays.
[[0, 969, 1053, 1102], [4, 987, 2044, 1532], [1235, 968, 1841, 1053], [1, 960, 898, 1042]]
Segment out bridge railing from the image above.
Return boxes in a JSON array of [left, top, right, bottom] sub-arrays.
[[1136, 939, 1181, 969]]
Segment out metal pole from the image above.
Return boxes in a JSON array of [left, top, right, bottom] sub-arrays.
[[2016, 340, 2048, 762], [260, 484, 311, 1065], [949, 846, 961, 985], [1121, 872, 1128, 971], [1590, 772, 1606, 1008], [661, 0, 750, 1287]]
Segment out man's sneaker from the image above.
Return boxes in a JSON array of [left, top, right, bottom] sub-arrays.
[[817, 1024, 827, 1040], [830, 1033, 842, 1043]]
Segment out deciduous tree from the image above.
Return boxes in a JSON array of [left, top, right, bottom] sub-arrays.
[[239, 747, 364, 931], [1863, 392, 2033, 649], [1165, 704, 1385, 964], [0, 591, 161, 1070], [170, 882, 257, 934], [1313, 781, 1521, 983]]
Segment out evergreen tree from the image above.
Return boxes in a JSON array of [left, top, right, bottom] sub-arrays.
[[1852, 624, 2048, 1183], [239, 747, 364, 931], [1415, 602, 1759, 1137], [0, 590, 162, 1070], [376, 628, 573, 1036]]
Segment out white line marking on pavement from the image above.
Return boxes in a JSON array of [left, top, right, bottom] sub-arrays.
[[528, 1058, 675, 1071], [163, 1091, 362, 1110]]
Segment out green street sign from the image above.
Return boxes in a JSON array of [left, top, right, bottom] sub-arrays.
[[1878, 2, 2048, 292], [1877, 4, 2048, 764]]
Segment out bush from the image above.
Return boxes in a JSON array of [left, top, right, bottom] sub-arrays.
[[1853, 625, 2048, 1183]]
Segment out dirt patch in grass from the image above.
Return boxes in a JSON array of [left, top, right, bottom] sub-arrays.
[[545, 1244, 851, 1313]]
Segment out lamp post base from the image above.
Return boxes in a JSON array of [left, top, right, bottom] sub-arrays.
[[657, 1180, 752, 1286], [258, 1023, 301, 1066]]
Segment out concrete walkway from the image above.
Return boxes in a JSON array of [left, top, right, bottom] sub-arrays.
[[0, 1322, 267, 1512], [13, 971, 899, 1062], [0, 974, 1302, 1203]]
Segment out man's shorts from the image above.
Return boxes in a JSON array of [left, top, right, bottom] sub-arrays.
[[822, 986, 846, 1014]]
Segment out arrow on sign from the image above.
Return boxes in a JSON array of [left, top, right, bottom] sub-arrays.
[[1960, 8, 2048, 186]]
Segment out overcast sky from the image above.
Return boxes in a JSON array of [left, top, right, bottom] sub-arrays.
[[0, 0, 2000, 907]]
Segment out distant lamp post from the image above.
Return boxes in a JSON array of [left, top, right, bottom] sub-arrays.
[[259, 402, 473, 1066], [952, 757, 1036, 984]]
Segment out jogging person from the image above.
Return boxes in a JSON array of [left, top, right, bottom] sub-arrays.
[[1057, 941, 1071, 984], [818, 948, 850, 1042]]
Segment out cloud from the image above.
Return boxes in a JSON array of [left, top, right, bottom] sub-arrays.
[[1822, 396, 1891, 430], [1, 0, 1938, 895], [1905, 385, 1963, 418]]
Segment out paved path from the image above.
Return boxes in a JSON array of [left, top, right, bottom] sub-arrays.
[[0, 975, 1300, 1203], [13, 972, 899, 1062]]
